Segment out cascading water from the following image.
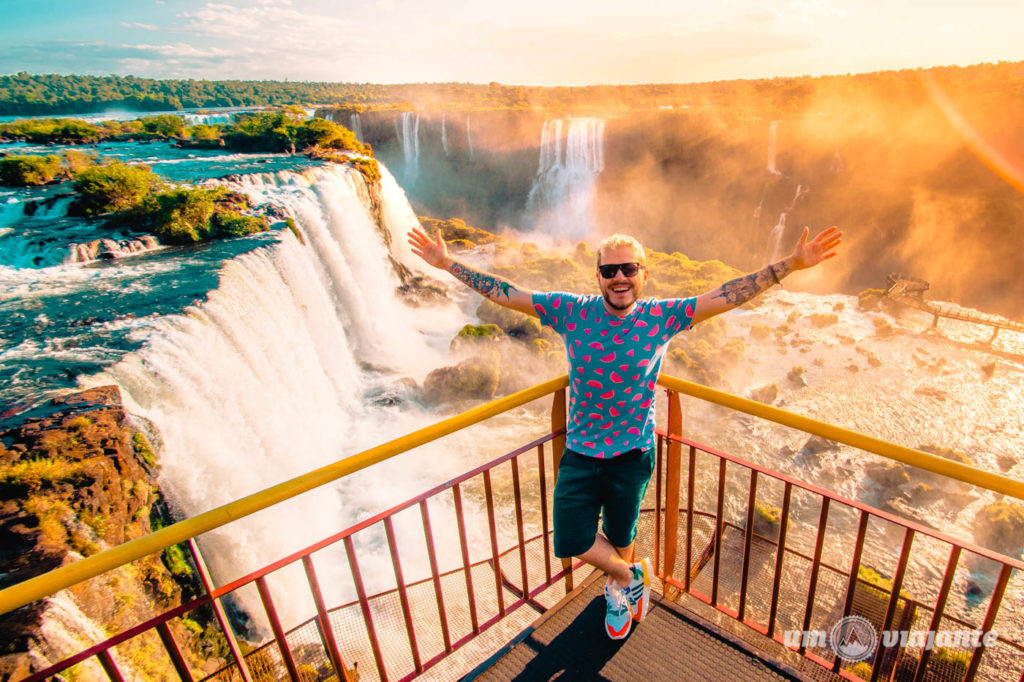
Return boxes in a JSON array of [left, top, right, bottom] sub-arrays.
[[525, 118, 605, 239], [349, 113, 363, 143], [466, 114, 474, 160], [393, 111, 420, 183], [441, 111, 450, 156], [768, 184, 809, 262], [87, 163, 498, 630]]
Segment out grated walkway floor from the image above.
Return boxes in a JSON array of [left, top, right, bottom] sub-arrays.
[[468, 571, 808, 681]]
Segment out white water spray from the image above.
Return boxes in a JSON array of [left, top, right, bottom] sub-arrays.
[[526, 118, 605, 239], [394, 111, 420, 183], [349, 113, 363, 143]]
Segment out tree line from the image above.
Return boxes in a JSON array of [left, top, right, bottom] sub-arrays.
[[3, 61, 1023, 118]]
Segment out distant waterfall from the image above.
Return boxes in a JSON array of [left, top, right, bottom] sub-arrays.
[[768, 184, 809, 262], [466, 115, 474, 160], [183, 112, 236, 126], [394, 111, 420, 183], [349, 113, 363, 142], [768, 121, 781, 175], [441, 112, 450, 156], [526, 118, 606, 239], [99, 164, 464, 629]]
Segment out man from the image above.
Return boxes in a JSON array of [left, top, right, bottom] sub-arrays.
[[408, 225, 842, 639]]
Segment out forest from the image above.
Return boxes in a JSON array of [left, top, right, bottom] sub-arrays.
[[2, 61, 1023, 119]]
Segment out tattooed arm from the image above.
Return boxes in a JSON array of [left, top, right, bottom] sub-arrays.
[[408, 227, 539, 316], [691, 226, 842, 325]]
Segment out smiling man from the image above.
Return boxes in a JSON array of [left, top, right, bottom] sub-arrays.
[[408, 225, 842, 640]]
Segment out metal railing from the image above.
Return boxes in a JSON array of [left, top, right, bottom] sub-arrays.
[[655, 375, 1024, 682], [1, 373, 1021, 681]]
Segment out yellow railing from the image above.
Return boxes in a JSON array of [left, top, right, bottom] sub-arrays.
[[658, 374, 1024, 501], [0, 375, 569, 616], [2, 372, 1020, 620]]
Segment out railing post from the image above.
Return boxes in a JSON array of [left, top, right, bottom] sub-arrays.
[[662, 389, 683, 585], [188, 539, 254, 682], [551, 386, 573, 593]]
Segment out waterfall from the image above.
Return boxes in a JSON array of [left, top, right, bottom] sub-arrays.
[[349, 113, 363, 143], [93, 163, 470, 630], [768, 184, 809, 262], [393, 111, 420, 183], [768, 120, 781, 175], [441, 112, 449, 156], [525, 118, 606, 239], [466, 115, 474, 160], [183, 113, 236, 126]]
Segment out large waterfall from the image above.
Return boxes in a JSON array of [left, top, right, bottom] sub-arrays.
[[526, 118, 605, 239], [89, 164, 487, 629]]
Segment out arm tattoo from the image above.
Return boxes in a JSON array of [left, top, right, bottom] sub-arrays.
[[449, 261, 519, 301], [712, 260, 791, 306]]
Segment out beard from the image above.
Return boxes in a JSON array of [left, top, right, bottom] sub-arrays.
[[601, 282, 638, 311]]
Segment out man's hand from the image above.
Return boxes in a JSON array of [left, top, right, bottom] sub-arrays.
[[408, 227, 451, 270], [790, 225, 842, 271]]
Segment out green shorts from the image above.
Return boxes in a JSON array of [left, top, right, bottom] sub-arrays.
[[552, 447, 656, 558]]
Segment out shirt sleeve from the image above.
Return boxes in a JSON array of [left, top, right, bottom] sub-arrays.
[[660, 296, 698, 333], [532, 292, 577, 334]]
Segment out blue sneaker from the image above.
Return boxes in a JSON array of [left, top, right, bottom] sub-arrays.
[[604, 584, 633, 640], [626, 558, 651, 622]]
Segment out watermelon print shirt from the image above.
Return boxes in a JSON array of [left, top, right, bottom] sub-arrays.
[[532, 292, 697, 459]]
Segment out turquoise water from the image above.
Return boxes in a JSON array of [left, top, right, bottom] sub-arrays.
[[0, 140, 318, 408]]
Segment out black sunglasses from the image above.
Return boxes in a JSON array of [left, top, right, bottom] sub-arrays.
[[598, 262, 643, 278]]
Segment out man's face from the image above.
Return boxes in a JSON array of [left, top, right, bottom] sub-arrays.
[[596, 245, 648, 316]]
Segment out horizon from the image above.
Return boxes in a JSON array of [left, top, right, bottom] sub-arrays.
[[2, 0, 1022, 87]]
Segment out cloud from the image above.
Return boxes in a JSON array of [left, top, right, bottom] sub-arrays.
[[119, 22, 161, 31]]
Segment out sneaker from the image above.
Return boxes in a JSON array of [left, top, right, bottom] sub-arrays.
[[625, 558, 652, 622], [604, 584, 633, 640]]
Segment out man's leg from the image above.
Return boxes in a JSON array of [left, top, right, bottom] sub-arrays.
[[579, 533, 632, 589]]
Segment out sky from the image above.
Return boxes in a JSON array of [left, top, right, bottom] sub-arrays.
[[1, 0, 1022, 86]]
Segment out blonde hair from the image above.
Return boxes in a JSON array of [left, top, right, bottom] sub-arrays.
[[596, 234, 647, 267]]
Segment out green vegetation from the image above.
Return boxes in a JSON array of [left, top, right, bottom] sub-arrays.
[[71, 161, 164, 215], [133, 431, 157, 468], [65, 161, 271, 244], [0, 154, 64, 186], [0, 151, 97, 187], [225, 110, 368, 154], [3, 62, 1022, 119], [132, 187, 269, 244]]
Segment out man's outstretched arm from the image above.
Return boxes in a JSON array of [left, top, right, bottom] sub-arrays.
[[691, 226, 842, 326], [408, 227, 539, 317]]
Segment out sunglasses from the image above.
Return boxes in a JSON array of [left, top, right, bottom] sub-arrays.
[[598, 262, 643, 278]]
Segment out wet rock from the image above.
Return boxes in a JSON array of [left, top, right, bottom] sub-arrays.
[[913, 386, 947, 401], [786, 366, 807, 387], [996, 454, 1015, 472], [855, 346, 882, 367], [980, 362, 996, 380], [973, 501, 1024, 558], [872, 316, 895, 337], [749, 383, 779, 405], [847, 363, 860, 373], [477, 300, 542, 340], [857, 288, 886, 311], [864, 462, 910, 489], [450, 323, 505, 354], [809, 312, 839, 328], [422, 354, 501, 404]]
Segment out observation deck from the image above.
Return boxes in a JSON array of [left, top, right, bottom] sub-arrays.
[[1, 375, 1021, 682]]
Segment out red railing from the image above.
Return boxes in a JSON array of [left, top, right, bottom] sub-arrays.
[[6, 375, 1023, 682], [656, 385, 1024, 682]]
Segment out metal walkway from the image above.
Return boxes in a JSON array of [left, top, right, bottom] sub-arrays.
[[468, 570, 806, 681]]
